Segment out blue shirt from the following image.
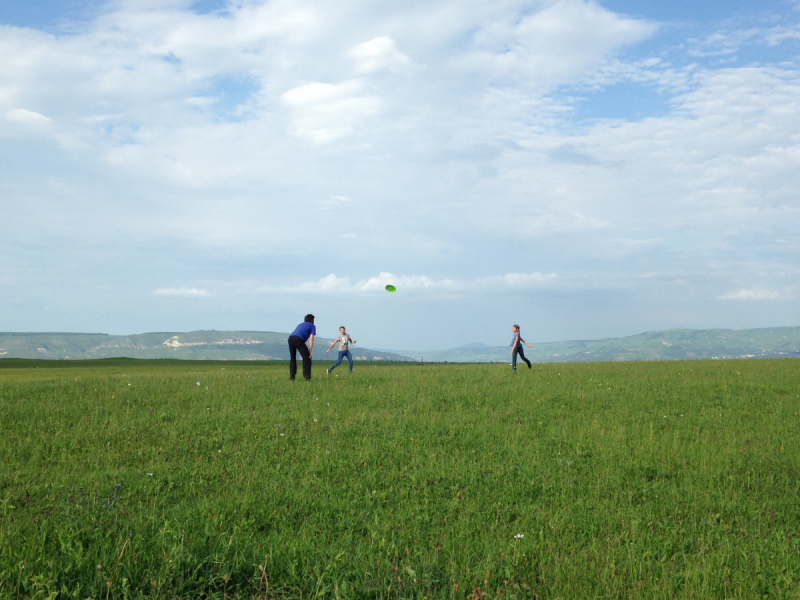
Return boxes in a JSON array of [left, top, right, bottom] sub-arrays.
[[510, 333, 519, 347], [291, 322, 316, 341]]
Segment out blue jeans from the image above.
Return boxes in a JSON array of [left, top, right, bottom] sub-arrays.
[[329, 349, 353, 372], [512, 345, 531, 371]]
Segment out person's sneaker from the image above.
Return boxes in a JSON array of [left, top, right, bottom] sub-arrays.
[[326, 368, 330, 375], [527, 363, 532, 369]]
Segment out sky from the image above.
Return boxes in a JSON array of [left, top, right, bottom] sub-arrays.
[[1, 0, 800, 350]]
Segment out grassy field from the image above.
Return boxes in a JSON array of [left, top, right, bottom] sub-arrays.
[[1, 358, 798, 599]]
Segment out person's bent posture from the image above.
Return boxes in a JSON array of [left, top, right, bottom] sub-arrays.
[[326, 326, 356, 374], [288, 314, 316, 380]]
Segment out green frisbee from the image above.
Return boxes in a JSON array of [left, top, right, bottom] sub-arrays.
[[385, 284, 397, 293]]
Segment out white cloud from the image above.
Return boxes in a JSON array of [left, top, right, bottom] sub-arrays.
[[5, 108, 51, 126], [280, 80, 381, 142], [281, 81, 357, 106], [765, 25, 800, 45], [184, 96, 217, 107], [349, 36, 411, 74], [687, 22, 800, 57], [467, 0, 657, 88], [261, 271, 557, 295], [483, 272, 559, 288], [320, 194, 353, 211], [154, 287, 210, 297], [718, 289, 780, 300]]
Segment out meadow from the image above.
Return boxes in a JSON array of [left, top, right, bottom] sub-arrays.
[[0, 358, 798, 599]]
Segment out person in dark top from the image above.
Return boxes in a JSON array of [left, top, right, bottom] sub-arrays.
[[288, 314, 316, 380]]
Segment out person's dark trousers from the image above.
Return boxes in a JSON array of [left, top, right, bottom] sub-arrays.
[[288, 335, 311, 380], [512, 345, 531, 371]]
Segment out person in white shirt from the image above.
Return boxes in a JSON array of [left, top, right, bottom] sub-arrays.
[[325, 326, 356, 374]]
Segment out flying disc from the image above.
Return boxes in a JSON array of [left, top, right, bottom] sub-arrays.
[[385, 284, 397, 293]]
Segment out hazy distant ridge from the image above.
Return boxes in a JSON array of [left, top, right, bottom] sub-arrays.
[[2, 326, 799, 363], [420, 327, 800, 363], [0, 330, 411, 362]]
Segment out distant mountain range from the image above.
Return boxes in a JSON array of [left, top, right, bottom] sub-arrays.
[[415, 327, 800, 363], [1, 326, 799, 363], [0, 331, 411, 362]]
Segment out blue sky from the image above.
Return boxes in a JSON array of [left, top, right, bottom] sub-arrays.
[[2, 0, 800, 350]]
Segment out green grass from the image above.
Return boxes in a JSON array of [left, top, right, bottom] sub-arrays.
[[1, 358, 799, 599]]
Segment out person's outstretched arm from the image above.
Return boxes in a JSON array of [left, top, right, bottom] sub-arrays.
[[520, 336, 532, 348], [325, 337, 337, 353], [350, 336, 356, 344], [308, 334, 314, 359]]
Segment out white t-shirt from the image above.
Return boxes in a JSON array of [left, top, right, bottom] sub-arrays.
[[335, 333, 353, 351]]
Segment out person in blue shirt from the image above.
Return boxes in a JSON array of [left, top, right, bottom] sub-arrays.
[[288, 314, 316, 380], [510, 324, 532, 371]]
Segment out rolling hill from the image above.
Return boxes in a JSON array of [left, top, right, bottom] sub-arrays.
[[2, 326, 800, 363], [0, 330, 411, 362], [417, 327, 800, 363]]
